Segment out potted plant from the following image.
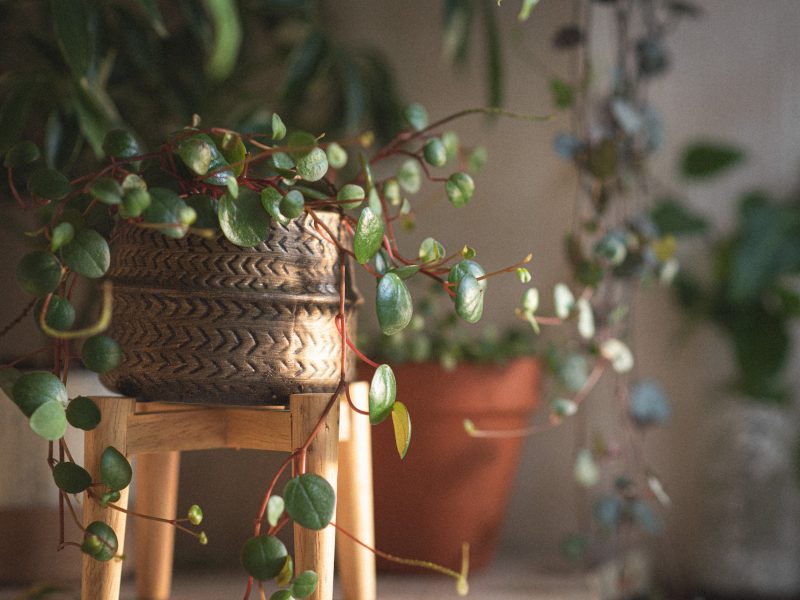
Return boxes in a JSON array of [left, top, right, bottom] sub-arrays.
[[1, 4, 555, 598], [362, 289, 540, 572], [672, 151, 800, 598]]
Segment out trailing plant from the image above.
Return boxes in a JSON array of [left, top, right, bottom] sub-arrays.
[[460, 0, 702, 581], [0, 96, 547, 596]]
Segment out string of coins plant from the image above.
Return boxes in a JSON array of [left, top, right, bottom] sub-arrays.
[[465, 0, 701, 567], [1, 104, 543, 598]]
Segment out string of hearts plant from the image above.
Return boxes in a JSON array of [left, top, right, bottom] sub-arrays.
[[0, 104, 544, 598]]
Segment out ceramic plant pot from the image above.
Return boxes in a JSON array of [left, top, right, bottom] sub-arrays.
[[366, 357, 540, 572], [101, 212, 359, 405]]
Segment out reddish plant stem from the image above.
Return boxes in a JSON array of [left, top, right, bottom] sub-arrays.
[[345, 385, 370, 416], [253, 451, 298, 536], [0, 297, 35, 341], [7, 168, 26, 208], [334, 316, 379, 369]]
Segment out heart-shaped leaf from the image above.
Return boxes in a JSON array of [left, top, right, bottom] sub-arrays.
[[62, 228, 110, 278], [12, 371, 68, 417], [354, 206, 384, 264], [50, 222, 75, 252], [100, 446, 132, 491], [219, 188, 270, 247], [391, 401, 411, 459], [29, 400, 67, 441], [16, 251, 62, 297], [53, 462, 92, 493], [369, 364, 396, 425], [283, 473, 335, 531], [66, 396, 101, 430], [375, 273, 412, 335]]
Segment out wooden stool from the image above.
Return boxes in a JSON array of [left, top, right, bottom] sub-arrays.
[[81, 383, 376, 600]]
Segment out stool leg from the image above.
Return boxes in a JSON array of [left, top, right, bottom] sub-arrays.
[[336, 383, 376, 600], [291, 393, 340, 600], [134, 451, 181, 600], [82, 397, 136, 600]]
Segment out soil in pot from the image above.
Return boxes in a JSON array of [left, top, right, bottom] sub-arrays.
[[366, 357, 540, 573]]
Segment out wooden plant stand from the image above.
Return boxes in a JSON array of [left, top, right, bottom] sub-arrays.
[[81, 383, 376, 600]]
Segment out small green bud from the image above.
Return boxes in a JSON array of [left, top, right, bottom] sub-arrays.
[[188, 504, 203, 526], [198, 531, 208, 545]]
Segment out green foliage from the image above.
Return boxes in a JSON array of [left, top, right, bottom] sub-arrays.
[[369, 364, 397, 425], [30, 400, 67, 441], [4, 141, 40, 167], [291, 571, 319, 599], [354, 206, 384, 264], [376, 273, 413, 336], [81, 335, 122, 374], [100, 446, 132, 491], [53, 462, 93, 494], [34, 295, 76, 331], [283, 474, 335, 530], [680, 142, 744, 179], [445, 172, 475, 208], [28, 168, 72, 200], [66, 396, 101, 430], [12, 372, 68, 418], [455, 273, 484, 323], [82, 521, 118, 562], [102, 129, 142, 159], [267, 495, 285, 528], [219, 188, 271, 247], [62, 228, 110, 279], [16, 251, 62, 296], [650, 199, 708, 236], [391, 401, 412, 459]]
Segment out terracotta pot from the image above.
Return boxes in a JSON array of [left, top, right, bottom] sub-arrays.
[[365, 357, 540, 572], [101, 212, 359, 405]]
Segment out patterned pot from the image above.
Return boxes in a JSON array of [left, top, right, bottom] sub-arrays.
[[100, 212, 359, 405]]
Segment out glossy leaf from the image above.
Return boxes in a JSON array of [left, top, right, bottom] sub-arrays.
[[212, 131, 247, 177], [4, 141, 40, 167], [292, 571, 319, 599], [271, 113, 287, 141], [50, 222, 75, 252], [337, 184, 365, 210], [142, 188, 190, 238], [53, 462, 92, 494], [267, 495, 285, 528], [369, 364, 396, 425], [391, 401, 411, 459], [66, 396, 101, 430], [28, 168, 71, 200], [100, 446, 132, 491], [455, 273, 484, 323], [89, 177, 122, 205], [176, 133, 232, 184], [34, 294, 76, 331], [288, 132, 328, 182], [12, 371, 68, 418], [30, 400, 67, 441], [61, 228, 109, 279], [280, 190, 305, 219], [17, 253, 56, 300], [445, 172, 474, 208], [82, 335, 122, 374], [397, 159, 421, 194], [354, 206, 384, 264], [102, 130, 141, 159], [423, 137, 447, 167], [241, 535, 288, 581], [375, 273, 413, 335], [419, 237, 446, 264], [82, 521, 118, 562], [283, 474, 335, 530], [218, 188, 270, 247], [403, 103, 428, 131], [448, 259, 486, 292]]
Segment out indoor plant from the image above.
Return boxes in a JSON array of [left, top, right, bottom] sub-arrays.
[[672, 149, 800, 597], [365, 293, 540, 572], [0, 5, 550, 593]]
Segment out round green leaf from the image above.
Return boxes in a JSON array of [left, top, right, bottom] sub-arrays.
[[12, 371, 68, 417], [142, 188, 190, 238], [62, 228, 110, 279], [82, 521, 118, 562], [187, 504, 204, 525], [455, 273, 484, 323], [271, 113, 287, 141], [176, 133, 212, 175], [419, 237, 446, 264], [219, 188, 270, 247], [280, 190, 305, 219], [89, 177, 122, 205], [337, 184, 365, 210], [16, 251, 62, 296], [270, 591, 293, 600], [291, 571, 319, 599], [30, 400, 67, 440], [82, 335, 122, 374], [354, 206, 384, 264], [267, 495, 285, 528], [326, 142, 347, 169], [241, 535, 289, 581], [376, 273, 413, 336], [369, 364, 396, 425], [261, 187, 289, 226], [283, 473, 335, 531], [288, 132, 328, 182], [445, 172, 475, 208], [398, 160, 421, 194], [53, 462, 92, 494], [212, 131, 247, 177], [34, 294, 76, 331], [100, 446, 132, 492], [441, 131, 459, 163], [102, 129, 142, 159], [448, 259, 486, 292], [185, 194, 219, 229], [28, 168, 71, 200], [423, 137, 447, 167], [391, 401, 411, 459], [403, 103, 428, 131], [4, 140, 40, 167], [383, 179, 401, 206], [50, 221, 75, 252], [66, 396, 101, 430], [120, 188, 151, 219]]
